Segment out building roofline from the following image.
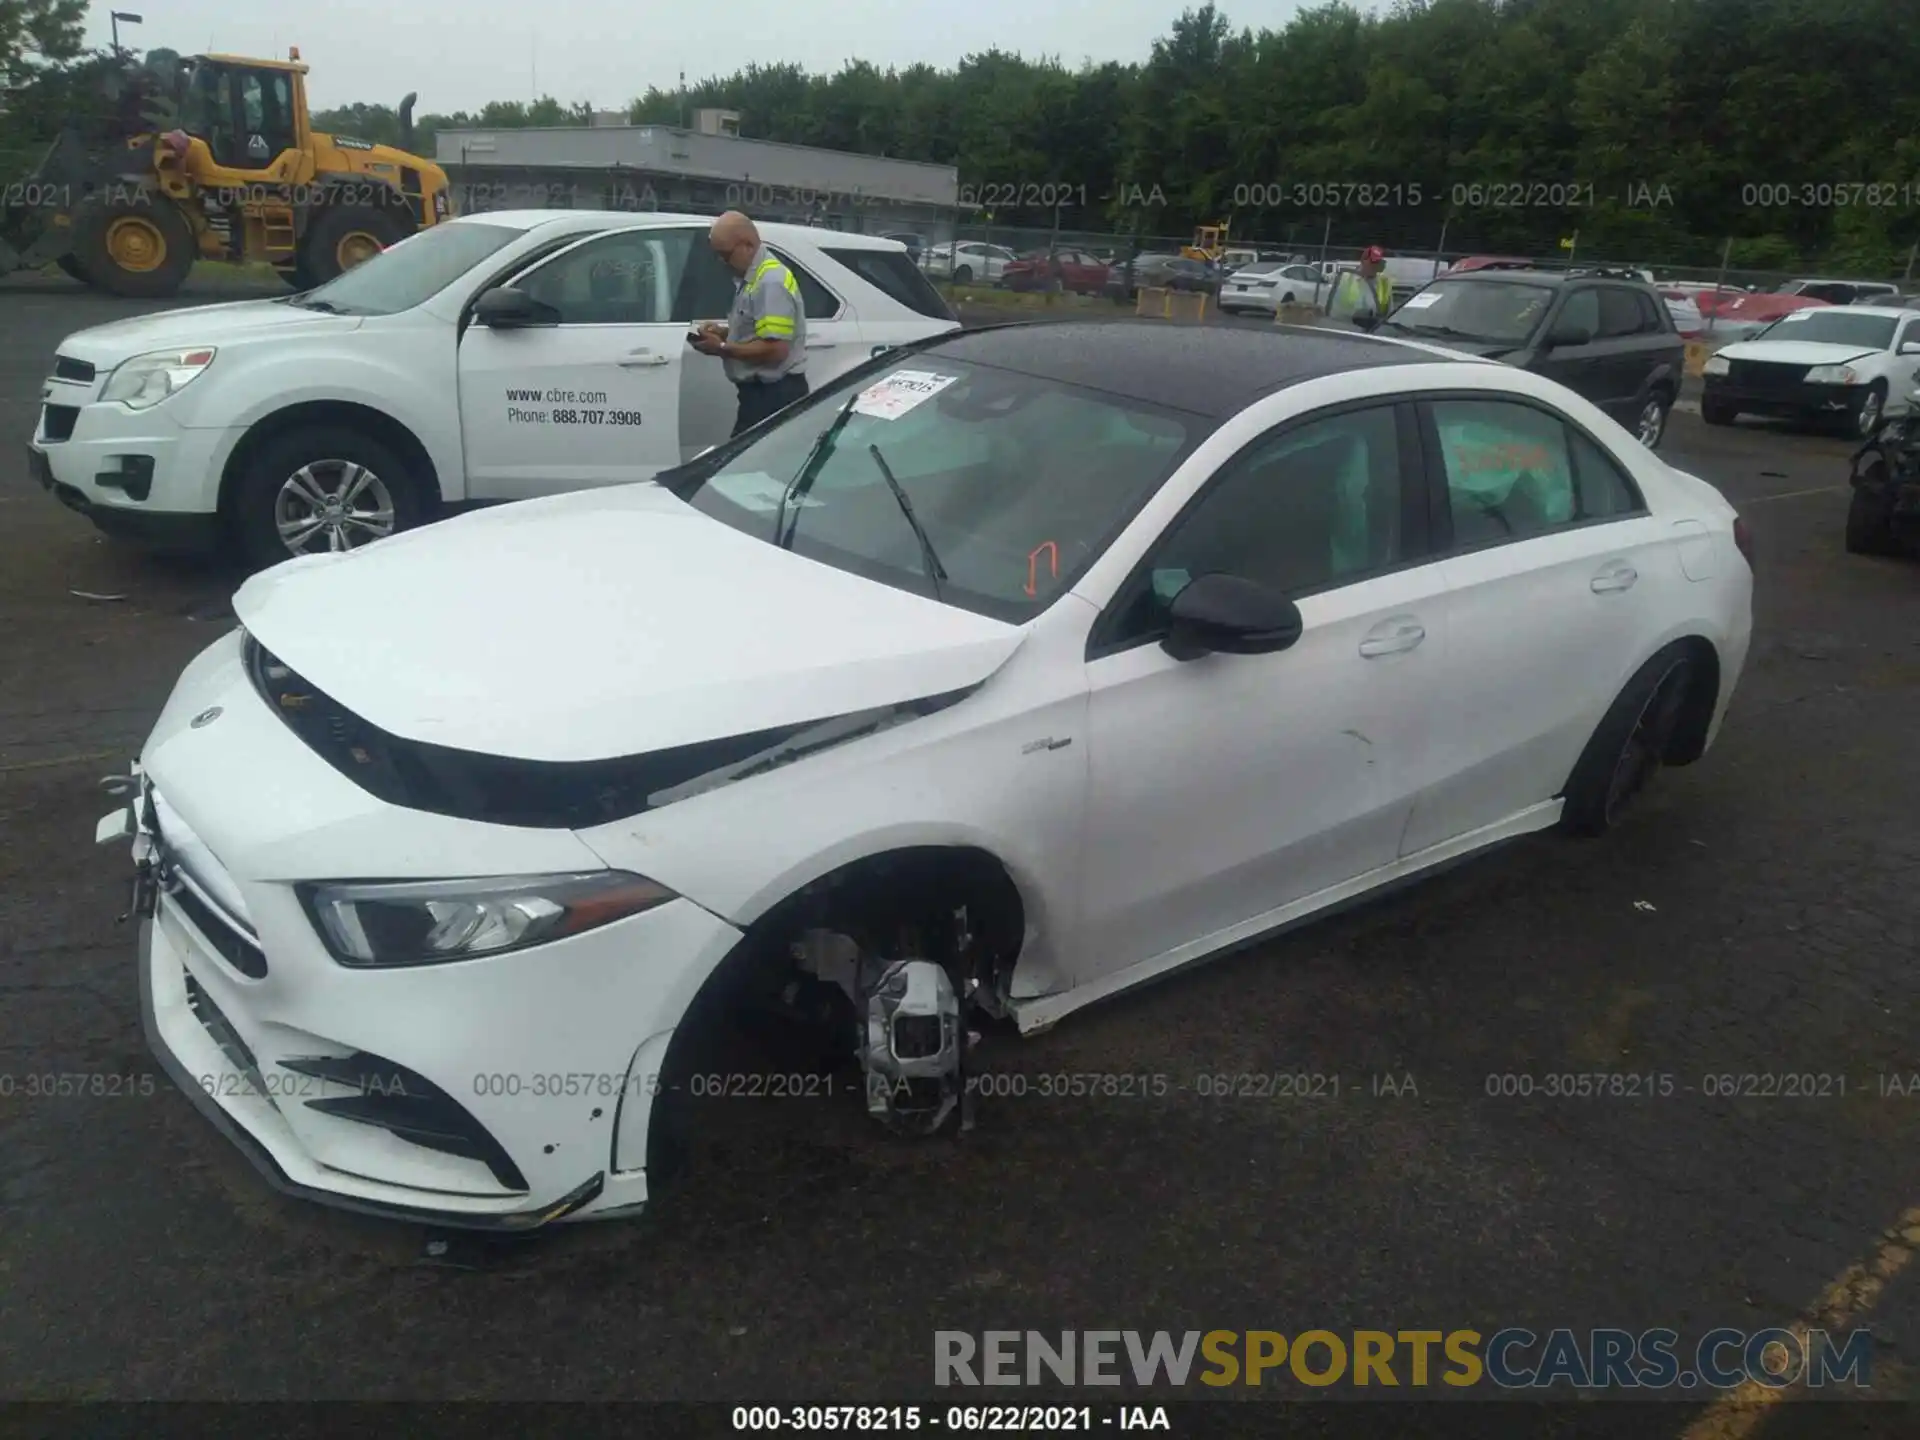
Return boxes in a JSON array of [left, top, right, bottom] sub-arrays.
[[435, 125, 959, 179]]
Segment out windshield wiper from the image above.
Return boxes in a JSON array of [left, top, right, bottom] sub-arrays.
[[775, 391, 860, 548], [293, 297, 346, 313], [866, 442, 947, 602]]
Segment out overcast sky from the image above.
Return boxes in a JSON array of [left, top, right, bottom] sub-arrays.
[[86, 1, 1324, 115]]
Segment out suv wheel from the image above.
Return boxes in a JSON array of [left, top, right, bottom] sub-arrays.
[[1852, 382, 1888, 439], [1635, 391, 1672, 449]]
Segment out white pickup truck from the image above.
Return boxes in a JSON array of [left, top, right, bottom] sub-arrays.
[[29, 211, 960, 564]]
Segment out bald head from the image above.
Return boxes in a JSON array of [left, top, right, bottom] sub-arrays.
[[710, 211, 761, 274]]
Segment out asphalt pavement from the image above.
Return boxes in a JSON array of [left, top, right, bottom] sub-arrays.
[[2, 276, 1917, 1434]]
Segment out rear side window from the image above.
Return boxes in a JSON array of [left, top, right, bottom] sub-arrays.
[[673, 243, 840, 322], [1431, 398, 1641, 548], [1597, 287, 1650, 337], [823, 247, 956, 321]]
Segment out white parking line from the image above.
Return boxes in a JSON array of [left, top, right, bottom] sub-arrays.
[[1743, 485, 1848, 504]]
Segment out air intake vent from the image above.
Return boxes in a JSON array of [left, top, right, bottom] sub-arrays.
[[53, 356, 96, 383]]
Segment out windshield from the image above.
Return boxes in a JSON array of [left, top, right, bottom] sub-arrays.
[[1757, 311, 1899, 348], [294, 222, 526, 314], [666, 357, 1203, 621], [1383, 279, 1555, 344]]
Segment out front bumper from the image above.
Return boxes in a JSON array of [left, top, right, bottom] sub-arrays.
[[110, 639, 748, 1227], [32, 387, 237, 550], [1701, 376, 1870, 419]]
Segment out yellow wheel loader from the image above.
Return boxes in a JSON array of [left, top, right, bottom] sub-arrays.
[[1182, 222, 1231, 263], [1, 50, 454, 298]]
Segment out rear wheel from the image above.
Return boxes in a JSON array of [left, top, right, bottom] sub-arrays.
[[70, 194, 195, 299], [1850, 381, 1888, 440], [1560, 649, 1699, 836], [300, 204, 412, 287], [952, 264, 973, 285], [232, 425, 430, 569], [1635, 390, 1672, 449]]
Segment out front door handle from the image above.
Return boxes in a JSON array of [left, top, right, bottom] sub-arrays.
[[1591, 560, 1639, 593], [618, 350, 671, 368], [1358, 616, 1426, 658], [804, 339, 838, 349]]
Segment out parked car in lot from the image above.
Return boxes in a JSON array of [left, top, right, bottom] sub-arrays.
[[28, 212, 960, 565], [922, 240, 1017, 285], [1374, 267, 1685, 447], [1104, 253, 1216, 302], [102, 319, 1752, 1230], [1695, 290, 1831, 344], [1218, 261, 1329, 315], [1700, 305, 1920, 436], [1775, 277, 1901, 306], [1001, 249, 1110, 294]]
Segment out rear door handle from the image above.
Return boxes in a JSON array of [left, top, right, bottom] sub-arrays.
[[1358, 616, 1426, 658], [1591, 560, 1639, 593], [618, 350, 671, 368]]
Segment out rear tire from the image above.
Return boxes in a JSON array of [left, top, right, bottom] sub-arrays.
[[69, 194, 195, 299], [300, 204, 412, 287], [1701, 396, 1738, 426], [231, 424, 430, 570], [952, 264, 973, 285], [1559, 648, 1699, 837]]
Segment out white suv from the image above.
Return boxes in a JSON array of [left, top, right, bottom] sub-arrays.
[[29, 212, 960, 564]]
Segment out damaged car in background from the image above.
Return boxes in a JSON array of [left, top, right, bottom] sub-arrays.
[[101, 320, 1752, 1229]]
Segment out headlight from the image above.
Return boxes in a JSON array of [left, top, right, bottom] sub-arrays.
[[1702, 355, 1730, 377], [1805, 364, 1859, 385], [300, 871, 676, 968], [101, 347, 217, 409]]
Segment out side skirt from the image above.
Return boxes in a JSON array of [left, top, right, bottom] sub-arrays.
[[1007, 799, 1564, 1035]]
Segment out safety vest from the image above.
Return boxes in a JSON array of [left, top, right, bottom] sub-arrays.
[[748, 254, 801, 302], [1335, 269, 1393, 314]]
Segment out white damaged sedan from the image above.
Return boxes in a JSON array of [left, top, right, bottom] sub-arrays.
[[103, 321, 1753, 1228]]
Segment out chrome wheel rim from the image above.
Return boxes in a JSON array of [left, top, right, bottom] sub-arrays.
[[1603, 662, 1688, 825], [274, 459, 395, 555], [1637, 399, 1665, 447]]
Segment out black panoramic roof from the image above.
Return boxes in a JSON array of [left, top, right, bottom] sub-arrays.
[[923, 320, 1442, 417]]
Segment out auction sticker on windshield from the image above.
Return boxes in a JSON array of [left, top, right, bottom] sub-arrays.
[[853, 369, 959, 420], [1401, 291, 1442, 309]]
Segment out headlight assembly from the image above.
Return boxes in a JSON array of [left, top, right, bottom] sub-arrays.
[[1804, 364, 1859, 385], [101, 347, 217, 409], [1702, 355, 1730, 377], [300, 871, 676, 967]]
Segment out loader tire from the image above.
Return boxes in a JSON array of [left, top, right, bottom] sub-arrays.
[[70, 194, 195, 299], [302, 205, 411, 286]]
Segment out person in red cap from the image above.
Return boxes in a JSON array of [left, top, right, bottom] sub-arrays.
[[1325, 245, 1395, 326]]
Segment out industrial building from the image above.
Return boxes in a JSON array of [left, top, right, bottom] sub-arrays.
[[435, 108, 961, 239]]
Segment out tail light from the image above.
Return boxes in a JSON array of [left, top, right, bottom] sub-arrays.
[[1732, 515, 1755, 568]]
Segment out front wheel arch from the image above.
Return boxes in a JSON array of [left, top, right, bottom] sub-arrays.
[[219, 400, 442, 538]]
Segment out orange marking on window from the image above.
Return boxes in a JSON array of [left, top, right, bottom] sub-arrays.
[[1025, 540, 1060, 598]]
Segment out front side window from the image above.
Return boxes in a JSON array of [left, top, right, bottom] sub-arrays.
[[665, 357, 1202, 621], [1105, 404, 1409, 647], [295, 220, 526, 314], [1556, 288, 1601, 338], [1431, 398, 1641, 548], [517, 229, 693, 324], [1383, 279, 1556, 344]]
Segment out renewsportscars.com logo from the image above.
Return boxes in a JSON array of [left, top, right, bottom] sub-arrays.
[[933, 1328, 1873, 1391]]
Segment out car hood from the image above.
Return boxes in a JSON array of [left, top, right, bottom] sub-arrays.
[[1711, 339, 1880, 366], [56, 298, 364, 365], [1379, 330, 1524, 360], [232, 483, 1026, 764]]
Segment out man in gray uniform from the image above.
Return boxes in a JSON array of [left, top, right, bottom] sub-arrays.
[[688, 211, 810, 436]]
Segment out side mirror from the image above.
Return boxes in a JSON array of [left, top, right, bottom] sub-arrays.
[[1545, 317, 1595, 348], [1898, 341, 1920, 356], [1162, 573, 1305, 661], [473, 286, 559, 329]]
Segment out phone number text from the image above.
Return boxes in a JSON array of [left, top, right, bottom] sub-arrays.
[[504, 407, 644, 426]]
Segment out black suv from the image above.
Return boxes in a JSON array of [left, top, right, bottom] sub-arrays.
[[1364, 265, 1686, 448]]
